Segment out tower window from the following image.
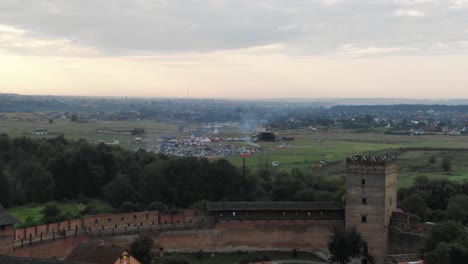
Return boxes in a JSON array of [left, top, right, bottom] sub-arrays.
[[361, 179, 366, 185], [361, 215, 367, 223], [361, 198, 367, 205]]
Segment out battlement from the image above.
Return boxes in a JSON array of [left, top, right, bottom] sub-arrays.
[[346, 155, 396, 166]]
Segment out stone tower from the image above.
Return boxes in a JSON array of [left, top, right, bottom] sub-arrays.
[[345, 155, 397, 257]]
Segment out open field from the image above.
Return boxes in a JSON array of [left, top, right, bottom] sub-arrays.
[[2, 113, 468, 187], [396, 150, 468, 188], [154, 251, 324, 264]]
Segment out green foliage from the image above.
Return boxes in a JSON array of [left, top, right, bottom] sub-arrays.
[[0, 169, 11, 207], [103, 173, 136, 208], [41, 202, 64, 224], [146, 201, 168, 212], [119, 201, 143, 213], [422, 221, 468, 264], [17, 215, 41, 228], [129, 236, 154, 264], [197, 249, 204, 260], [70, 113, 78, 122], [445, 194, 468, 225], [328, 226, 371, 264], [398, 177, 467, 223], [441, 157, 451, 171], [428, 155, 436, 164], [400, 193, 430, 221]]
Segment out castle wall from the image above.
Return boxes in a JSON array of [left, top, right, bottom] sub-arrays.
[[13, 235, 91, 259], [155, 220, 343, 253], [0, 224, 14, 255], [14, 211, 159, 242], [388, 229, 424, 254]]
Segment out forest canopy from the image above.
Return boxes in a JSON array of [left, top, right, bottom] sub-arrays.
[[0, 134, 342, 211]]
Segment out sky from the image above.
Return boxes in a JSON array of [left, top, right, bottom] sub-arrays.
[[1, 0, 468, 99]]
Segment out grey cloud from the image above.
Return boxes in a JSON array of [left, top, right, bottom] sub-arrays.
[[0, 0, 467, 55]]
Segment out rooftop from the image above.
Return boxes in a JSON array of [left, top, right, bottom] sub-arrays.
[[64, 243, 128, 264], [0, 203, 20, 226]]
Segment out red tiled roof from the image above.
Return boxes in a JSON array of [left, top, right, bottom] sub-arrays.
[[64, 243, 127, 264]]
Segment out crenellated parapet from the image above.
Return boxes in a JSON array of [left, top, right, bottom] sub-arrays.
[[346, 155, 397, 174]]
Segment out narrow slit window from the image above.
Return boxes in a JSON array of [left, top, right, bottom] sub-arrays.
[[362, 198, 367, 205]]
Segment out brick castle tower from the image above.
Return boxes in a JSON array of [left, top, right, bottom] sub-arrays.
[[345, 155, 397, 257]]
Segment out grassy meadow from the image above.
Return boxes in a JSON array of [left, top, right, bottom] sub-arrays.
[[7, 199, 114, 224]]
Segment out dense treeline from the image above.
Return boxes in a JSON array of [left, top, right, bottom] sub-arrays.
[[330, 104, 468, 114], [398, 176, 468, 224], [0, 134, 342, 212]]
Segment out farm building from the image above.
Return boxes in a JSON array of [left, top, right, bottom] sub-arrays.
[[32, 128, 47, 135]]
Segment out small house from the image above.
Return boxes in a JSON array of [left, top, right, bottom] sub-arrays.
[[33, 128, 47, 135], [211, 128, 220, 135]]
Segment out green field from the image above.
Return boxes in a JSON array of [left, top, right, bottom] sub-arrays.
[[7, 199, 114, 225]]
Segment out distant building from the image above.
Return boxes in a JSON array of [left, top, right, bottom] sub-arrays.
[[65, 243, 141, 264], [211, 128, 220, 135], [256, 131, 276, 142], [131, 128, 145, 135], [33, 128, 47, 135]]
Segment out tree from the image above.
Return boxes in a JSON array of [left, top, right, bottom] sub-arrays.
[[400, 193, 430, 221], [441, 157, 451, 171], [328, 226, 371, 264], [48, 118, 54, 124], [422, 221, 468, 264], [41, 202, 63, 224], [129, 236, 153, 264], [70, 113, 78, 122], [446, 194, 468, 225], [0, 169, 11, 207], [146, 201, 168, 212], [102, 173, 136, 208]]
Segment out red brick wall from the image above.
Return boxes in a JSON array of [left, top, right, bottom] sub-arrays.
[[13, 235, 91, 259], [183, 209, 208, 223], [160, 215, 171, 224], [0, 224, 14, 255], [14, 211, 159, 243], [154, 220, 342, 253], [172, 214, 185, 224], [83, 211, 158, 229]]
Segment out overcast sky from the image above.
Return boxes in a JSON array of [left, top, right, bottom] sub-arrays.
[[1, 0, 468, 99]]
